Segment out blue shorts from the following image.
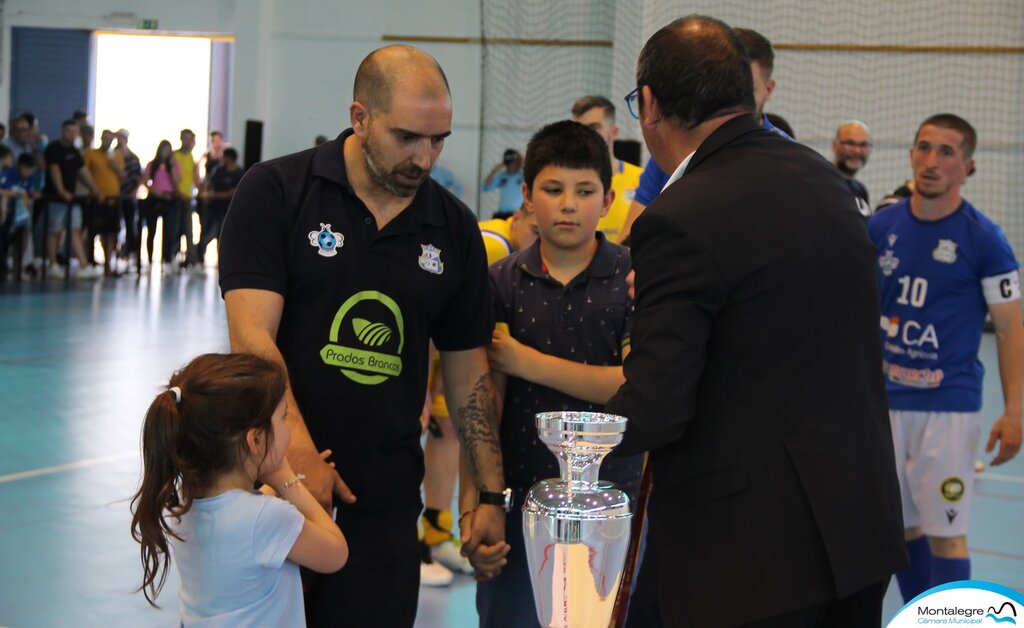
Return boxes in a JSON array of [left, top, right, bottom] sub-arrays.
[[46, 202, 82, 233]]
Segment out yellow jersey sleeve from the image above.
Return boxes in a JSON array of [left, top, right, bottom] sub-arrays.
[[598, 161, 643, 243]]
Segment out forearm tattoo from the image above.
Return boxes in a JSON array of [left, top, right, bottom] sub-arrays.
[[454, 373, 504, 491]]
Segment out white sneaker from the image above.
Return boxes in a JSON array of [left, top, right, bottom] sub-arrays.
[[161, 262, 178, 275], [48, 265, 66, 280], [432, 539, 474, 574], [76, 265, 103, 279], [419, 560, 454, 587]]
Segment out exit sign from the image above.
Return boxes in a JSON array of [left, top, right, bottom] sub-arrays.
[[137, 18, 159, 29]]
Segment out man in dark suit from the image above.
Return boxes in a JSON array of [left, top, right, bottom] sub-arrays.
[[606, 15, 907, 628]]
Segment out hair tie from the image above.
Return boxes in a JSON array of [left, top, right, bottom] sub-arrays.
[[168, 386, 182, 403]]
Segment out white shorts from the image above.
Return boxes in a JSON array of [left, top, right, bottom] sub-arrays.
[[890, 410, 982, 537]]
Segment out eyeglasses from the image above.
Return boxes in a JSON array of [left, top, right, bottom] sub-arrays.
[[625, 88, 640, 120], [837, 139, 872, 149]]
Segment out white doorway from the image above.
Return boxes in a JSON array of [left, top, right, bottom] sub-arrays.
[[92, 31, 232, 267]]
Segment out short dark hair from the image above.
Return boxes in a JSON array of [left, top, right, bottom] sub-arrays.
[[20, 112, 37, 127], [223, 147, 239, 161], [524, 120, 612, 192], [571, 95, 615, 121], [181, 128, 194, 137], [210, 130, 223, 138], [636, 15, 754, 129], [916, 113, 977, 160], [17, 153, 36, 169], [72, 109, 88, 121], [0, 145, 11, 161], [61, 119, 77, 129], [734, 27, 774, 75]]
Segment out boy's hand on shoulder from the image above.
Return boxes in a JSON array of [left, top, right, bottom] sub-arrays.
[[487, 326, 533, 378]]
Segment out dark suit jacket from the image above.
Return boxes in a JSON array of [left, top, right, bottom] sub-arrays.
[[606, 114, 906, 627]]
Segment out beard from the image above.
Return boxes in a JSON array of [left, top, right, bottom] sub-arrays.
[[362, 136, 426, 198], [836, 158, 862, 177]]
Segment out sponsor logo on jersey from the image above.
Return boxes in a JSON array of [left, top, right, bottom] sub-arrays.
[[879, 250, 900, 276], [883, 361, 944, 388], [882, 317, 940, 353], [418, 244, 444, 275], [320, 291, 404, 385], [933, 239, 959, 264], [941, 477, 965, 502], [308, 223, 344, 257], [888, 233, 898, 247], [945, 508, 959, 524]]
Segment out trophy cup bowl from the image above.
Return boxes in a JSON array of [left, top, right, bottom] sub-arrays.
[[523, 412, 633, 628]]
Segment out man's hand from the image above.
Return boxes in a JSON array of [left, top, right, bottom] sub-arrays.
[[287, 442, 356, 512], [986, 413, 1023, 466], [460, 505, 509, 581]]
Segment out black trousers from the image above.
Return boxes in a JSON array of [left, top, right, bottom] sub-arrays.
[[626, 531, 887, 628], [303, 505, 421, 627]]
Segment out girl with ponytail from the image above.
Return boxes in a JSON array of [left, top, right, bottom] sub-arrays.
[[130, 353, 348, 626]]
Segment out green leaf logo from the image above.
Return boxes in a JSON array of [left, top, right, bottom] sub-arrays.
[[352, 318, 393, 347]]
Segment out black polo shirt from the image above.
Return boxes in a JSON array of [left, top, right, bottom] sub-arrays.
[[219, 129, 493, 511], [489, 235, 642, 494]]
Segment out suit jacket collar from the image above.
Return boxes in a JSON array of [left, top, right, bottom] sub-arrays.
[[684, 113, 763, 176]]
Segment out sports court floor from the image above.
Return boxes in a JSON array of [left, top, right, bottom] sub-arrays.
[[1, 275, 1021, 626]]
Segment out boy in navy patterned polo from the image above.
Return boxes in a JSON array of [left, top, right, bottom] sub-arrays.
[[468, 120, 642, 627]]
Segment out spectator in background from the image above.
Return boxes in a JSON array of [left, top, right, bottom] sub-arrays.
[[833, 120, 873, 209], [572, 94, 643, 243], [482, 148, 524, 218], [139, 140, 180, 272], [115, 129, 143, 270], [173, 129, 202, 273], [0, 153, 37, 281], [84, 129, 125, 276], [429, 163, 463, 199], [44, 120, 102, 279], [197, 147, 242, 267], [71, 109, 89, 150], [201, 130, 226, 181], [4, 114, 46, 275]]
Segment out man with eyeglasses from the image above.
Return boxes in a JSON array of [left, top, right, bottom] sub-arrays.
[[618, 26, 790, 244], [605, 15, 905, 626], [833, 120, 873, 208]]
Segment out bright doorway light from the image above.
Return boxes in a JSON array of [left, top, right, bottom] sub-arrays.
[[93, 33, 211, 175], [94, 33, 214, 267]]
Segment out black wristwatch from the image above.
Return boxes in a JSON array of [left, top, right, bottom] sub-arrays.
[[478, 488, 512, 512]]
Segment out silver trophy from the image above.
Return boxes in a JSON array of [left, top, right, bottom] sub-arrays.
[[523, 412, 633, 628]]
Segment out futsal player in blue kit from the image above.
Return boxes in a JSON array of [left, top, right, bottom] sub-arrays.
[[868, 114, 1024, 602]]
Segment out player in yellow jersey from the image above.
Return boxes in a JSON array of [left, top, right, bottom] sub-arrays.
[[419, 205, 537, 585], [571, 95, 642, 243]]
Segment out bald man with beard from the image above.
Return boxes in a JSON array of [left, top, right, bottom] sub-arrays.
[[218, 46, 508, 626]]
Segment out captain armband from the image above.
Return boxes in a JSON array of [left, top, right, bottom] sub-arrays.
[[982, 270, 1021, 304]]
